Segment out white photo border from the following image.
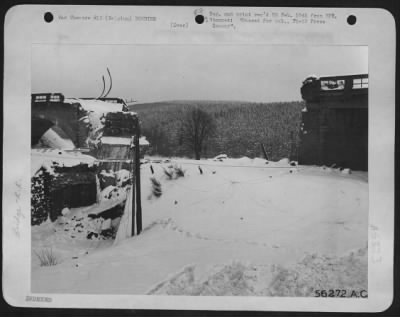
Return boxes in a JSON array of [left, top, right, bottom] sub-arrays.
[[3, 5, 396, 312]]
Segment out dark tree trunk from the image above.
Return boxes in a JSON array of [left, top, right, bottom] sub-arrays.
[[181, 107, 216, 161]]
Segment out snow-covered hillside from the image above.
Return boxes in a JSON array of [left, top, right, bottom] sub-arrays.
[[31, 157, 368, 295]]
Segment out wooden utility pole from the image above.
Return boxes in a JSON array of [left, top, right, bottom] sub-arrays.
[[135, 127, 142, 234], [131, 136, 136, 236], [76, 104, 81, 148]]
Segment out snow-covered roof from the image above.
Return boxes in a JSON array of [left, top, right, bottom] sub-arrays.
[[64, 98, 125, 113], [31, 149, 96, 177], [100, 136, 150, 146], [101, 137, 132, 146], [139, 136, 150, 146]]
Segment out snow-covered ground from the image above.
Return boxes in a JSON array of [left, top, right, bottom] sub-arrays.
[[31, 157, 368, 296]]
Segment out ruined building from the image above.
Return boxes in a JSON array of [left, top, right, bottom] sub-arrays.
[[299, 74, 368, 171], [31, 93, 142, 224]]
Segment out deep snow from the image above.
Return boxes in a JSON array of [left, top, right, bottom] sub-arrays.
[[31, 157, 368, 295]]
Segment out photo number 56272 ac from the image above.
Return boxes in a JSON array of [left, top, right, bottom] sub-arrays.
[[314, 289, 368, 298]]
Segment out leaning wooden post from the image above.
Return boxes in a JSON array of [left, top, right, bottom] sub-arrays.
[[260, 142, 269, 161], [135, 121, 142, 234], [131, 136, 136, 236]]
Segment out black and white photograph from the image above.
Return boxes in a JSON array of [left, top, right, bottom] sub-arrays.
[[30, 44, 369, 296], [2, 5, 395, 311]]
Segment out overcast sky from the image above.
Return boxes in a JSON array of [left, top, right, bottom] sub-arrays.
[[32, 44, 367, 103]]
